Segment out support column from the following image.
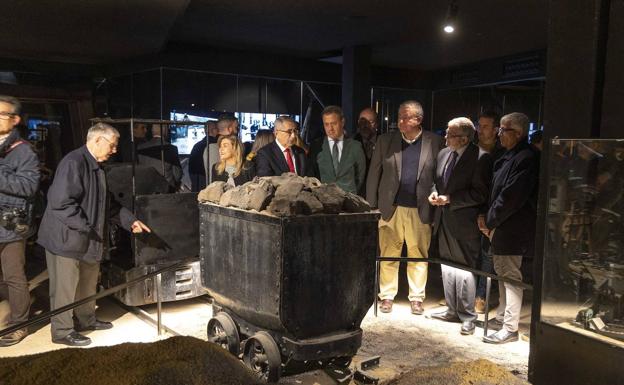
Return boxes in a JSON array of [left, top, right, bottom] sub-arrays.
[[342, 45, 371, 135]]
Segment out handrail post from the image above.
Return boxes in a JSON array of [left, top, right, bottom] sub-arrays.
[[156, 272, 162, 336]]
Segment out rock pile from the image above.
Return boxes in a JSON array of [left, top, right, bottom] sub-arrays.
[[198, 173, 371, 216]]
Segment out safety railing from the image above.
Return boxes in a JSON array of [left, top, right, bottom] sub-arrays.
[[374, 256, 533, 336], [0, 256, 199, 338]]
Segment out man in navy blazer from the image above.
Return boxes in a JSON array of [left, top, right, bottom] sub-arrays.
[[309, 105, 366, 195], [428, 117, 492, 335], [481, 112, 539, 344], [256, 116, 307, 177]]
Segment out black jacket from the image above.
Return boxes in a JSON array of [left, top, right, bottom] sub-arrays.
[[37, 146, 136, 262], [432, 144, 492, 241], [256, 141, 308, 177], [486, 140, 540, 256], [211, 161, 256, 186], [0, 129, 40, 242]]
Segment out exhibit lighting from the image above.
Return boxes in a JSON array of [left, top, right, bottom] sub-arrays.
[[443, 0, 458, 34]]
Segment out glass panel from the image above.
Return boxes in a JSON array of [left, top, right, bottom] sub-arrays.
[[541, 138, 624, 348]]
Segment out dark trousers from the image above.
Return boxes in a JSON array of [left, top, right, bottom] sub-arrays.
[[46, 251, 99, 340], [438, 220, 480, 321], [0, 240, 29, 326], [476, 236, 496, 299]]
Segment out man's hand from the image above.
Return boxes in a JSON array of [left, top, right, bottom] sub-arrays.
[[131, 220, 151, 233], [477, 215, 490, 237], [437, 195, 450, 205], [428, 192, 439, 206]]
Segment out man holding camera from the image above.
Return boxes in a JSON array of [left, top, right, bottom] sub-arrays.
[[0, 95, 40, 347]]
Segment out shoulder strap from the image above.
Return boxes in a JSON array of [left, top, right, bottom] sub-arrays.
[[0, 139, 26, 157]]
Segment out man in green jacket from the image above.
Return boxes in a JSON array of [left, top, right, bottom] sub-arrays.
[[309, 105, 366, 195]]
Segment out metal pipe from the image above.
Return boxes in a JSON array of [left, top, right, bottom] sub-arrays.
[[156, 272, 162, 336]]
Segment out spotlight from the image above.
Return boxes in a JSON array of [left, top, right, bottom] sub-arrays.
[[443, 0, 458, 34]]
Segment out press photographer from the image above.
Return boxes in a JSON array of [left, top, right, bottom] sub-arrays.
[[0, 95, 40, 347]]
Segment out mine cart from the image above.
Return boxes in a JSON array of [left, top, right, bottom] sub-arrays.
[[200, 203, 379, 382], [94, 118, 207, 306]]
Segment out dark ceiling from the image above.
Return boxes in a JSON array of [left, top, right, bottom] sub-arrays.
[[1, 0, 548, 71]]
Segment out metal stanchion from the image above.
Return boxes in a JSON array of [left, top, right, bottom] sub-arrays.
[[374, 259, 380, 317], [156, 273, 162, 336], [484, 277, 492, 336]]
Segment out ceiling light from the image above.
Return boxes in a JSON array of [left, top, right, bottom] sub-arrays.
[[443, 0, 458, 34]]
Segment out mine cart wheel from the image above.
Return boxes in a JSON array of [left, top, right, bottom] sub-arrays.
[[243, 331, 282, 383], [207, 312, 240, 355]]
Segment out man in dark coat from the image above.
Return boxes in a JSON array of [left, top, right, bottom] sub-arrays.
[[136, 124, 182, 191], [38, 123, 150, 347], [0, 95, 40, 347], [481, 112, 539, 344], [428, 117, 492, 335], [256, 116, 307, 177], [366, 100, 444, 315], [309, 105, 366, 195], [188, 121, 217, 192]]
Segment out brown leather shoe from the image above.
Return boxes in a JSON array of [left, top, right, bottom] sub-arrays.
[[410, 300, 424, 315], [0, 328, 28, 347], [379, 299, 393, 313]]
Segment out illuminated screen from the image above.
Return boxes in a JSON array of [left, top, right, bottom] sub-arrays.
[[169, 112, 217, 155]]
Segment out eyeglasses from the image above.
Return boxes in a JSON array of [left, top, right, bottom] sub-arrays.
[[498, 127, 518, 134], [100, 136, 117, 150], [0, 112, 17, 120], [276, 129, 295, 135], [398, 115, 419, 122], [445, 132, 467, 139]]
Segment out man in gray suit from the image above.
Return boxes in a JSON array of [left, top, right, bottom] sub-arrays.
[[310, 105, 366, 195], [428, 117, 492, 335], [366, 100, 443, 315]]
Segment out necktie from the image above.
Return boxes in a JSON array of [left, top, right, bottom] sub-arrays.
[[443, 151, 458, 186], [284, 147, 295, 173], [331, 140, 340, 172]]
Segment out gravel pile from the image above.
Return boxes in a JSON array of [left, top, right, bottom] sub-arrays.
[[0, 336, 261, 385], [382, 359, 528, 385]]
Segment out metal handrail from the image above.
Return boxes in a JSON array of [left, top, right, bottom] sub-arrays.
[[0, 256, 198, 338], [373, 256, 533, 336]]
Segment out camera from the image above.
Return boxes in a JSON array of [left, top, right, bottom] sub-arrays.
[[0, 207, 30, 236]]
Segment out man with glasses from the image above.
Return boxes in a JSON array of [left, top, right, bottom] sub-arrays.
[[480, 112, 539, 344], [366, 100, 443, 315], [427, 117, 492, 335], [354, 107, 379, 167], [38, 123, 150, 347], [256, 116, 307, 177], [0, 95, 40, 347], [309, 105, 366, 195], [474, 111, 505, 314]]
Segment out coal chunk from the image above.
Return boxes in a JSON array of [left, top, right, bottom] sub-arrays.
[[198, 181, 231, 203]]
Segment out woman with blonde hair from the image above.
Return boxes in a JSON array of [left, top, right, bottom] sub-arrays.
[[211, 135, 254, 186]]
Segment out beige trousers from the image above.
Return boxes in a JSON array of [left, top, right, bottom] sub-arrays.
[[378, 206, 431, 301]]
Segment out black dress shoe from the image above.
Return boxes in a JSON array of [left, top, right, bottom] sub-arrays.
[[53, 332, 92, 347], [486, 318, 504, 331], [76, 320, 113, 331], [483, 329, 519, 344], [460, 321, 475, 335], [427, 311, 460, 322]]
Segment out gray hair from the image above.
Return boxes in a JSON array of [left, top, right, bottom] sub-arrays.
[[274, 116, 296, 131], [448, 117, 475, 140], [501, 112, 530, 137], [86, 123, 120, 142], [398, 100, 424, 119], [322, 105, 344, 120], [0, 95, 21, 115]]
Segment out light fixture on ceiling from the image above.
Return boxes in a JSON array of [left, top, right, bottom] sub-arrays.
[[443, 0, 458, 34]]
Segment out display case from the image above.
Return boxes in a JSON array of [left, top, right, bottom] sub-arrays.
[[541, 138, 624, 347]]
